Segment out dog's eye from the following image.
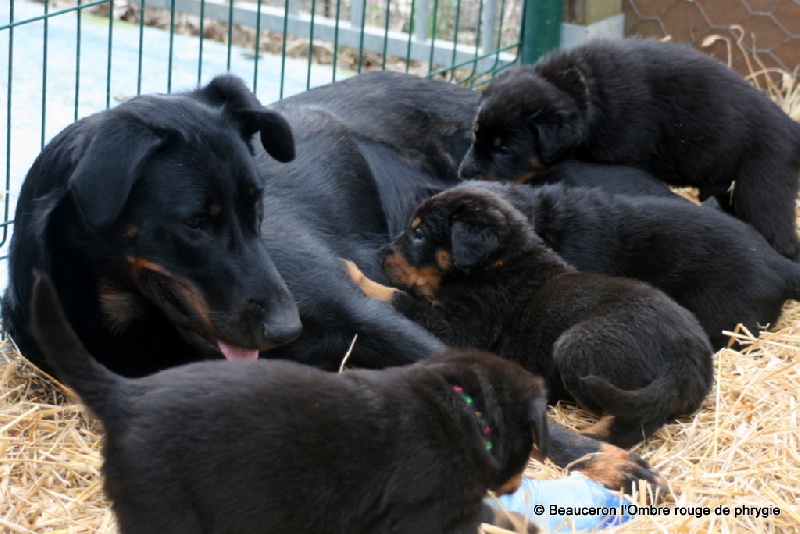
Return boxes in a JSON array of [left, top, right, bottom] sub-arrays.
[[495, 145, 511, 156], [184, 215, 207, 230], [412, 226, 425, 241]]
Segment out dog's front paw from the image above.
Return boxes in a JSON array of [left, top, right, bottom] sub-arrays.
[[341, 259, 399, 302], [566, 443, 669, 502]]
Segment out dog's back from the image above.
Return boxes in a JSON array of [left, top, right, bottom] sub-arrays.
[[481, 182, 800, 348]]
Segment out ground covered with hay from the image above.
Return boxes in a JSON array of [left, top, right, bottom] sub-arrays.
[[2, 306, 799, 533]]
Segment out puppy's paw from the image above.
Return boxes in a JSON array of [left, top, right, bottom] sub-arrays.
[[341, 259, 399, 302], [566, 443, 669, 502]]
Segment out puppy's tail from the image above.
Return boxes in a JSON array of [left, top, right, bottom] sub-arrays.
[[577, 357, 713, 449], [29, 270, 130, 430]]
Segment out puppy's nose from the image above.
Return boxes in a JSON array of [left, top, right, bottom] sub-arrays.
[[379, 245, 394, 263], [458, 160, 478, 180]]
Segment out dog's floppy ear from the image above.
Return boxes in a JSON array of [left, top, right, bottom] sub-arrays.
[[451, 212, 503, 272], [530, 113, 584, 166], [252, 110, 295, 163], [197, 74, 295, 163], [68, 115, 168, 232], [528, 396, 549, 461]]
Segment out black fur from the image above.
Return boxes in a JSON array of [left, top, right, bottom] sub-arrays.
[[3, 72, 481, 376], [471, 181, 800, 350], [368, 183, 713, 449], [528, 160, 679, 199], [459, 37, 800, 258], [3, 74, 302, 377], [251, 71, 481, 369], [30, 270, 545, 534]]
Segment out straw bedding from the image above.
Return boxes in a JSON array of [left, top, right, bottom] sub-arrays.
[[2, 42, 800, 534], [2, 311, 799, 533]]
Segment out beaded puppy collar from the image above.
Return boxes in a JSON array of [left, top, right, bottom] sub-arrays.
[[453, 385, 493, 452]]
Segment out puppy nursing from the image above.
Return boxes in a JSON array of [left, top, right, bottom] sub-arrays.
[[460, 38, 800, 258], [351, 184, 714, 449]]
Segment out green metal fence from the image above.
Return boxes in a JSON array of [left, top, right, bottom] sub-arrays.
[[0, 0, 561, 271]]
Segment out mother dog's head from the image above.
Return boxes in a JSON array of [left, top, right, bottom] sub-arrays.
[[4, 74, 302, 376]]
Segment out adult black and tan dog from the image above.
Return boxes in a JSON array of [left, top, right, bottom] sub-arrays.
[[459, 38, 800, 259], [30, 270, 666, 533], [469, 182, 800, 350], [347, 183, 714, 449], [3, 74, 302, 377], [2, 72, 479, 377]]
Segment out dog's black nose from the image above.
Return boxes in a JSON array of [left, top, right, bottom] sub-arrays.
[[246, 298, 302, 348], [379, 245, 393, 262], [263, 320, 303, 345], [458, 163, 478, 180]]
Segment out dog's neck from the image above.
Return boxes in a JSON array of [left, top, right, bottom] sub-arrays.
[[452, 384, 493, 452]]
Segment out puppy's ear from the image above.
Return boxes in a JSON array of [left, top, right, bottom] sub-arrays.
[[530, 114, 584, 166], [550, 67, 590, 111], [451, 214, 502, 272], [69, 115, 168, 232], [197, 74, 295, 163], [527, 396, 549, 461]]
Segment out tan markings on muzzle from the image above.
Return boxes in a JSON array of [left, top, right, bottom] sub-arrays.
[[383, 252, 442, 303], [126, 256, 213, 329], [123, 225, 139, 239], [507, 158, 557, 185], [494, 473, 524, 496], [98, 278, 144, 333], [435, 250, 452, 270], [342, 259, 398, 303]]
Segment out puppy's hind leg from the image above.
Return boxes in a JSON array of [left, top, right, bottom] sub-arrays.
[[550, 324, 669, 449]]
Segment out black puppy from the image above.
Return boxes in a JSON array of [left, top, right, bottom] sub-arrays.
[[347, 184, 713, 449], [3, 74, 302, 377], [459, 37, 800, 259], [30, 270, 549, 534], [4, 72, 480, 377], [464, 181, 800, 350]]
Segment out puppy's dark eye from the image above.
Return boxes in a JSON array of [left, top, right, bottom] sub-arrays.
[[184, 215, 207, 230], [412, 226, 425, 241], [495, 145, 511, 156]]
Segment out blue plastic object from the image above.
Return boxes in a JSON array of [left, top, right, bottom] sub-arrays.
[[486, 474, 634, 532]]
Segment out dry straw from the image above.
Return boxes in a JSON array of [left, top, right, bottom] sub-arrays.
[[3, 37, 800, 534]]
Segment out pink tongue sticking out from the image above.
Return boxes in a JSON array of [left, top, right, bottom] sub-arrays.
[[216, 340, 260, 361]]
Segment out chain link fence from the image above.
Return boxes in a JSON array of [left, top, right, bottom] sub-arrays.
[[625, 0, 800, 76]]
